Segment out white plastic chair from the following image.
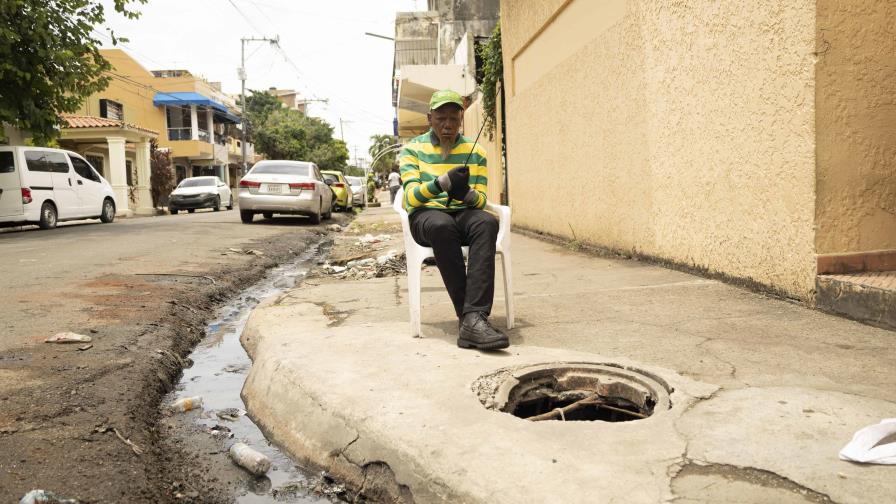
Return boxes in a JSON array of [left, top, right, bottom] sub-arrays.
[[393, 186, 514, 337]]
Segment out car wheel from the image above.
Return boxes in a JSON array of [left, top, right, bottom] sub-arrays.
[[100, 198, 116, 223], [213, 196, 221, 212], [323, 198, 333, 220], [308, 199, 321, 225], [240, 210, 254, 223], [170, 208, 179, 215], [38, 201, 57, 230], [226, 196, 234, 210], [188, 209, 195, 214], [262, 212, 273, 219]]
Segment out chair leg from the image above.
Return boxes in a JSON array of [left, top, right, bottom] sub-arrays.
[[500, 252, 514, 329], [407, 255, 424, 337]]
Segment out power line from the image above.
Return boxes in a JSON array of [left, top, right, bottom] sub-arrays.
[[224, 0, 264, 34]]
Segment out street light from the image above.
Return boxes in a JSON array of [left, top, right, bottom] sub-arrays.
[[364, 32, 394, 41]]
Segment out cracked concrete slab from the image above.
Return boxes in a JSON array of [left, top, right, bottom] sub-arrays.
[[677, 387, 896, 503]]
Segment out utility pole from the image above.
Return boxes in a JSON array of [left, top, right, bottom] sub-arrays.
[[239, 35, 279, 176], [339, 118, 353, 142]]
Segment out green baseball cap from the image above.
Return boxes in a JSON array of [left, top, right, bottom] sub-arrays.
[[429, 89, 464, 110]]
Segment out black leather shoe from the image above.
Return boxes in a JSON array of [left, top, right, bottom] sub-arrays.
[[458, 312, 509, 350]]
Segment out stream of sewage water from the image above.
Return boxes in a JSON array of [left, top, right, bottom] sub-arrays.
[[163, 241, 344, 503]]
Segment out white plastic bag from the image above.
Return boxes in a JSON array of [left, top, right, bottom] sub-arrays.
[[839, 418, 896, 464]]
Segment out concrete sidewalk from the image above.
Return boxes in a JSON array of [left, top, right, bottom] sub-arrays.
[[240, 203, 896, 503]]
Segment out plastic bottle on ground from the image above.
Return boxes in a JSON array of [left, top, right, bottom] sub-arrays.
[[229, 442, 272, 476], [169, 396, 203, 413]]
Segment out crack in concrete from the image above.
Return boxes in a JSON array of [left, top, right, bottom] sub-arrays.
[[670, 461, 839, 504], [330, 431, 361, 461], [694, 338, 739, 381]]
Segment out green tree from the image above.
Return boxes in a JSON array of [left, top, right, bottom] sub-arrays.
[[253, 108, 347, 168], [241, 89, 283, 142], [477, 23, 502, 139], [309, 139, 348, 171], [149, 139, 174, 208], [368, 133, 398, 176], [0, 0, 145, 144]]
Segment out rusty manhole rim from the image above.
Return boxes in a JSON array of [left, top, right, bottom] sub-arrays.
[[487, 362, 673, 422]]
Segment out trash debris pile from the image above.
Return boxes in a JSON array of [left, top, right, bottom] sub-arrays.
[[321, 250, 406, 279], [270, 472, 346, 500]]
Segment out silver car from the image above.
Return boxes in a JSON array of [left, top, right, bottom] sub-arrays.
[[345, 176, 367, 208], [238, 160, 334, 224]]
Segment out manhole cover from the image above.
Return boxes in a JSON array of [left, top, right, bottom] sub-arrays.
[[478, 363, 672, 422]]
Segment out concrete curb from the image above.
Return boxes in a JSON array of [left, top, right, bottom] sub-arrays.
[[240, 297, 719, 503]]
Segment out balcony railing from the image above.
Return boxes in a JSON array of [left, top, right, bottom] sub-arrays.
[[198, 130, 210, 143], [167, 127, 192, 141]]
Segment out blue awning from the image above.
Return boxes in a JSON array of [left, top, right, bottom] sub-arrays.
[[153, 92, 241, 124]]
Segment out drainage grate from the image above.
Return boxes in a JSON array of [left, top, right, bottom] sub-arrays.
[[485, 363, 671, 422]]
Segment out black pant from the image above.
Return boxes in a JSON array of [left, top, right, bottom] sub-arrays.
[[410, 208, 498, 318]]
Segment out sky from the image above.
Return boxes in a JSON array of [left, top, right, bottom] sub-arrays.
[[100, 0, 426, 164]]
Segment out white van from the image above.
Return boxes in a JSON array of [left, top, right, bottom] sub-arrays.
[[0, 146, 117, 229]]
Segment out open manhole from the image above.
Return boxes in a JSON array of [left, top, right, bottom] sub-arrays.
[[483, 363, 671, 422]]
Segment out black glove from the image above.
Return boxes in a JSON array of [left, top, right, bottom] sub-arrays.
[[436, 166, 470, 201]]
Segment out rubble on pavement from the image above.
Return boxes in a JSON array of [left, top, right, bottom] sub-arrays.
[[320, 250, 406, 279]]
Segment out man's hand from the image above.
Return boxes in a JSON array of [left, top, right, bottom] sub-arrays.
[[462, 189, 480, 207], [436, 166, 470, 200]]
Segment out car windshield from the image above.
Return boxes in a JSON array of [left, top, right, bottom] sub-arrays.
[[251, 164, 310, 176], [178, 178, 215, 188], [322, 173, 339, 183], [346, 177, 363, 186]]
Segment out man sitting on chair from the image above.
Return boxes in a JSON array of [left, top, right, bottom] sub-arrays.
[[398, 89, 509, 350]]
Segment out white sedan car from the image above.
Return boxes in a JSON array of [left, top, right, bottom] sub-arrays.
[[237, 160, 334, 224], [345, 176, 367, 208], [168, 176, 233, 214]]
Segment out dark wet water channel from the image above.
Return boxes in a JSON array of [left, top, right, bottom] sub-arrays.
[[164, 241, 342, 503]]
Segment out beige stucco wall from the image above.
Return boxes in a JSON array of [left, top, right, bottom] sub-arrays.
[[815, 0, 896, 255], [501, 0, 818, 299], [464, 95, 503, 203]]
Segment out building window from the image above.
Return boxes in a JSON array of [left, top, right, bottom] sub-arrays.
[[99, 99, 124, 120], [166, 106, 192, 140]]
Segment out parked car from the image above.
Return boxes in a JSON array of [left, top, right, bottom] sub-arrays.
[[0, 146, 117, 230], [168, 176, 233, 214], [238, 160, 334, 224], [321, 170, 352, 212], [345, 175, 367, 208]]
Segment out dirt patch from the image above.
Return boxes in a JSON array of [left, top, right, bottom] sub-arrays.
[[0, 227, 338, 503]]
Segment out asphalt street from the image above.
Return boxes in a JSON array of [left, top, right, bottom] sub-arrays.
[[0, 209, 323, 352], [0, 207, 346, 502]]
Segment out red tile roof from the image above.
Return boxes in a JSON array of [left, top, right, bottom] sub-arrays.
[[61, 115, 158, 136]]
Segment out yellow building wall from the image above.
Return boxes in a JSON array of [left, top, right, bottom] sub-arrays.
[[815, 1, 896, 255], [77, 50, 223, 156], [78, 49, 167, 138], [501, 0, 818, 299], [463, 96, 503, 203]]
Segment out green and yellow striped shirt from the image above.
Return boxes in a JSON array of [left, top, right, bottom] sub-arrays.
[[399, 130, 488, 214]]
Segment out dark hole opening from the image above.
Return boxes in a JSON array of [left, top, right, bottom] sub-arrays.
[[512, 395, 649, 422]]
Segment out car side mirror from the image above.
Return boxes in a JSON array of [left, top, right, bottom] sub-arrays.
[[324, 179, 333, 186]]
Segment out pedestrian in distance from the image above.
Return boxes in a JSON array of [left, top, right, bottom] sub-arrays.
[[388, 167, 401, 204], [398, 89, 508, 350]]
